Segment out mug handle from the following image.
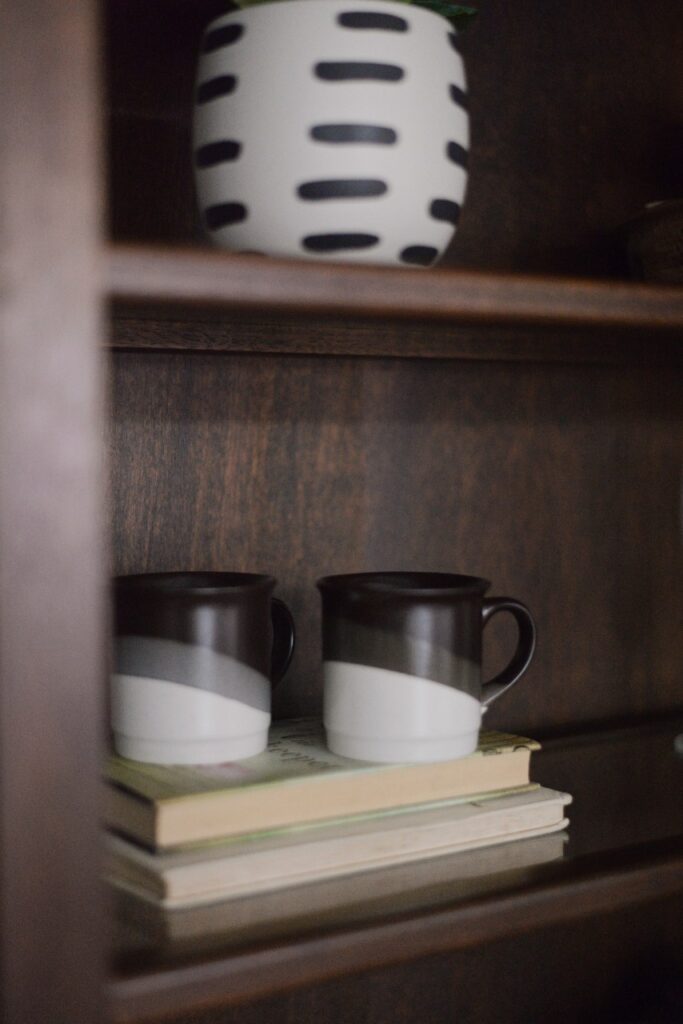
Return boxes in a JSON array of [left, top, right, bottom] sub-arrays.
[[480, 597, 536, 709], [270, 597, 296, 685]]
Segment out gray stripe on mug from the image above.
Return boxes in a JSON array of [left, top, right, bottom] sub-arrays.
[[324, 619, 480, 697], [115, 635, 270, 711]]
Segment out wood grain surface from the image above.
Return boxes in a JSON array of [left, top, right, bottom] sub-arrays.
[[0, 3, 107, 1023]]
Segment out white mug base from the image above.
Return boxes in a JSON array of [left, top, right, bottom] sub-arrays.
[[111, 672, 271, 764], [323, 661, 481, 762], [326, 729, 479, 764], [113, 729, 268, 765]]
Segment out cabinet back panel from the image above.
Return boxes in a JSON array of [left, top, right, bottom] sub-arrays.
[[110, 352, 683, 734]]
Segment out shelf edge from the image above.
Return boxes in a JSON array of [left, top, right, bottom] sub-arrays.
[[104, 244, 683, 332], [108, 836, 683, 1022]]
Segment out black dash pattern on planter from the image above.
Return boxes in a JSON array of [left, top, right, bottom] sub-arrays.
[[311, 124, 397, 145], [449, 83, 468, 110], [195, 140, 242, 168], [204, 202, 248, 230], [197, 75, 238, 104], [298, 179, 387, 200], [303, 233, 379, 252], [446, 141, 468, 169], [430, 199, 461, 225], [449, 32, 461, 53], [338, 12, 408, 31], [203, 23, 244, 54], [400, 245, 439, 266], [315, 62, 404, 81]]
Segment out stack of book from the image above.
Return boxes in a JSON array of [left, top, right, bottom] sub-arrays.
[[104, 718, 571, 912]]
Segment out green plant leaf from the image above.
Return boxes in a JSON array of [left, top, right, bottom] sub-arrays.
[[411, 1, 478, 29]]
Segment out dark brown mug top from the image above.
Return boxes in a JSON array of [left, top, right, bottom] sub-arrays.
[[317, 572, 491, 599], [114, 572, 276, 599], [317, 572, 490, 695], [113, 571, 289, 687]]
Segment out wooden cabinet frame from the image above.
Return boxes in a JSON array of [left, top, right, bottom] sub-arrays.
[[1, 2, 681, 1022]]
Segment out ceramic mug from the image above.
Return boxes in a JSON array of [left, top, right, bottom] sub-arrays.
[[317, 572, 536, 763], [111, 572, 295, 764]]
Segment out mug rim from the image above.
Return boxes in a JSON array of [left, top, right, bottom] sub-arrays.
[[114, 572, 276, 596], [316, 571, 491, 597]]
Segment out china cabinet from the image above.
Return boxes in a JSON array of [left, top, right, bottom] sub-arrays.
[[1, 2, 681, 1022]]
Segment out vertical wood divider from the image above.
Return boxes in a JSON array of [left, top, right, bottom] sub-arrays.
[[0, 2, 107, 1021]]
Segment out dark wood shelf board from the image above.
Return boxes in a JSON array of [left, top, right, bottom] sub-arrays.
[[108, 838, 683, 1022], [108, 719, 683, 1021], [105, 245, 683, 342]]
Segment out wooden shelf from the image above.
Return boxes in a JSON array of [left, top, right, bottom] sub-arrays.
[[106, 243, 683, 329], [108, 717, 683, 1022], [106, 245, 683, 363]]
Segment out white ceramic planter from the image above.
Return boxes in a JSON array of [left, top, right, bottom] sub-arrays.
[[193, 0, 469, 266]]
